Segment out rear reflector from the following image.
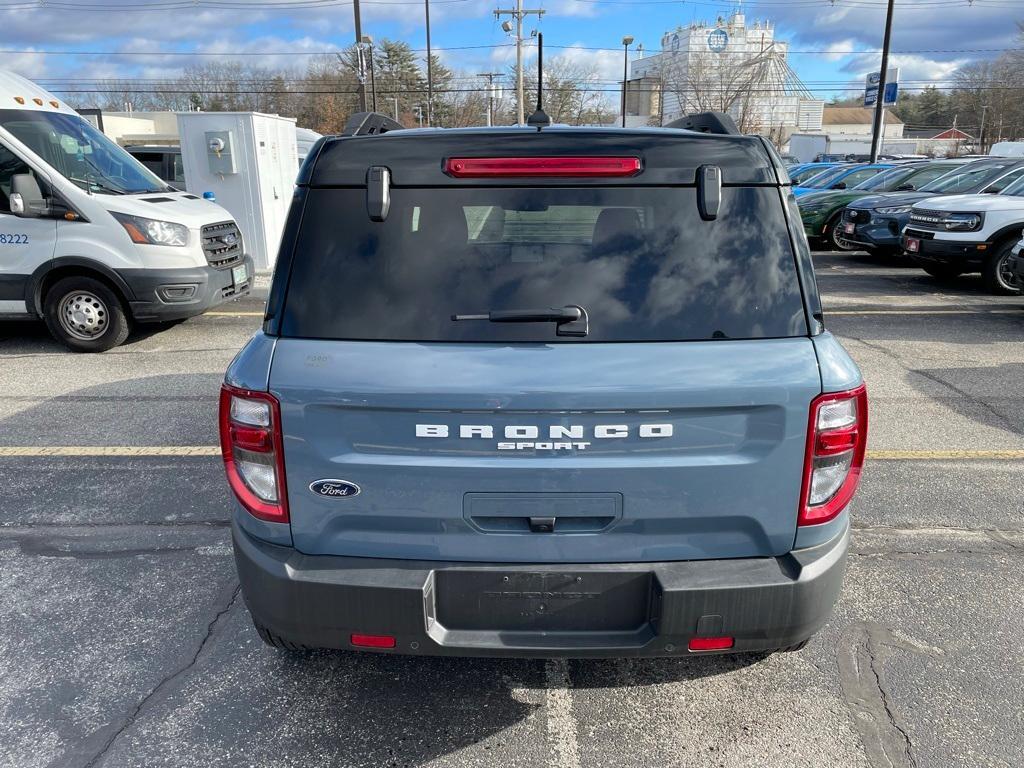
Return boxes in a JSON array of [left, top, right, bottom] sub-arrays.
[[445, 156, 642, 178], [351, 633, 397, 649], [688, 636, 734, 651], [799, 384, 868, 526]]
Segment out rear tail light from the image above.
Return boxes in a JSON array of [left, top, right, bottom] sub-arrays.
[[799, 384, 868, 526], [444, 156, 641, 178], [219, 384, 289, 523]]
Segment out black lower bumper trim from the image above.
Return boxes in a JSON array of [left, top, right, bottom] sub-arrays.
[[119, 255, 255, 322], [233, 518, 849, 658]]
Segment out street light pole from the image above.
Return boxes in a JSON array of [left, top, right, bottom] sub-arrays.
[[363, 36, 377, 113], [425, 0, 433, 126], [621, 35, 634, 128], [353, 0, 366, 112], [869, 0, 895, 163]]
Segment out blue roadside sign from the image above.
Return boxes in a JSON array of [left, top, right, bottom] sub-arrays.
[[864, 68, 899, 108]]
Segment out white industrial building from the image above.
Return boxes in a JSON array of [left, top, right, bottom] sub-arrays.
[[627, 8, 824, 135]]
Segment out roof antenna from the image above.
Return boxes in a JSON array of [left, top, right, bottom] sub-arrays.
[[527, 32, 551, 130]]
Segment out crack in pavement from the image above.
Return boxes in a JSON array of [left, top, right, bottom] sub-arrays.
[[838, 623, 938, 768], [46, 583, 241, 768]]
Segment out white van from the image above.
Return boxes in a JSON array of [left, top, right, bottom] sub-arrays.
[[0, 71, 253, 352]]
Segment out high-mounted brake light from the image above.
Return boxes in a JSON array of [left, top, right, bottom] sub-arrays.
[[799, 384, 868, 526], [219, 384, 289, 523], [444, 156, 641, 178]]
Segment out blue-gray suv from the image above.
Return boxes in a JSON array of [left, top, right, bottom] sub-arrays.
[[220, 113, 867, 658]]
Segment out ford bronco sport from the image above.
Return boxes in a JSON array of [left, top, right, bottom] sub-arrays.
[[220, 112, 867, 657]]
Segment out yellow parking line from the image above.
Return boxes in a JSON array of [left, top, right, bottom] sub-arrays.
[[0, 446, 220, 457], [869, 450, 1024, 460], [0, 447, 1022, 460]]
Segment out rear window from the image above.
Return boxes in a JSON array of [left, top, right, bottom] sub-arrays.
[[280, 186, 808, 342]]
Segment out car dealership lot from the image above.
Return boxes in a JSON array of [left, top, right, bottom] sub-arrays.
[[2, 253, 1023, 768]]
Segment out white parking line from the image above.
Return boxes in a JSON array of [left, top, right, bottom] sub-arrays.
[[544, 659, 582, 768]]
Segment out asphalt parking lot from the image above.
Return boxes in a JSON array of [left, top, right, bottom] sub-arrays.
[[2, 252, 1023, 768]]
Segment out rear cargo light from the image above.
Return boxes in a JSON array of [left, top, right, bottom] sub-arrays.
[[444, 156, 641, 178], [351, 633, 396, 649], [799, 384, 868, 526], [689, 636, 734, 652], [219, 384, 289, 523]]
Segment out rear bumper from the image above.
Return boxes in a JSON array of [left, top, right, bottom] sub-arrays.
[[119, 255, 254, 322], [233, 518, 849, 658]]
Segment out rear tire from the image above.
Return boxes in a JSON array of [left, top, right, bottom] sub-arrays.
[[773, 639, 810, 653], [981, 241, 1021, 295], [253, 620, 314, 651], [825, 213, 853, 251], [920, 263, 963, 281], [42, 276, 131, 353]]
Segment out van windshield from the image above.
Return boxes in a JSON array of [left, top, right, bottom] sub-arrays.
[[0, 109, 169, 195], [280, 186, 809, 343]]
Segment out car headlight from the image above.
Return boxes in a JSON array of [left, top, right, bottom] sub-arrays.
[[111, 212, 190, 247], [874, 206, 912, 215], [942, 213, 983, 232]]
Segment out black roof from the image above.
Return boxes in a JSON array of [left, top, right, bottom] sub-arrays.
[[299, 126, 782, 187]]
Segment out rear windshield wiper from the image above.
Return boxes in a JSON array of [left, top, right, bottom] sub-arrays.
[[452, 304, 589, 337]]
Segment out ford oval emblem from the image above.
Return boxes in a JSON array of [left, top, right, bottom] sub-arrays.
[[309, 479, 361, 498]]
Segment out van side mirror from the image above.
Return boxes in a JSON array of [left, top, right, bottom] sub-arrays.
[[10, 174, 46, 218], [832, 182, 847, 190], [895, 183, 914, 191]]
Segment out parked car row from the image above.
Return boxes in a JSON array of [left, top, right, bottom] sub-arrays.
[[791, 157, 1024, 295]]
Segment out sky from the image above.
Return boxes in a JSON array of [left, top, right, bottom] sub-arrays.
[[2, 0, 1020, 109]]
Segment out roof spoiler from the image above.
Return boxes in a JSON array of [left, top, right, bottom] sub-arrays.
[[665, 112, 740, 136], [342, 112, 405, 136]]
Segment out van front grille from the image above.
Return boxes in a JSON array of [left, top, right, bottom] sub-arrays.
[[201, 221, 243, 268]]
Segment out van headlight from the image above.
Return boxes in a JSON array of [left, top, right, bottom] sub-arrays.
[[111, 212, 190, 247], [943, 213, 983, 232]]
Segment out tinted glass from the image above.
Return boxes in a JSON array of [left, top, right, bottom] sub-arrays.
[[837, 167, 886, 188], [281, 187, 807, 343], [855, 167, 909, 191], [791, 165, 832, 184], [896, 164, 963, 190], [919, 162, 1014, 193], [0, 109, 168, 194], [172, 154, 185, 182], [985, 167, 1024, 193], [801, 165, 851, 188], [0, 143, 30, 213]]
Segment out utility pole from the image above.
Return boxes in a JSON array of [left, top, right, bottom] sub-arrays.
[[477, 72, 503, 126], [494, 1, 545, 125], [979, 104, 988, 154], [353, 0, 366, 112], [869, 0, 895, 162], [425, 0, 433, 126], [363, 36, 377, 113]]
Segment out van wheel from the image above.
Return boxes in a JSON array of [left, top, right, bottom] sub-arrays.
[[981, 242, 1021, 295], [43, 276, 131, 353], [253, 620, 314, 652]]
